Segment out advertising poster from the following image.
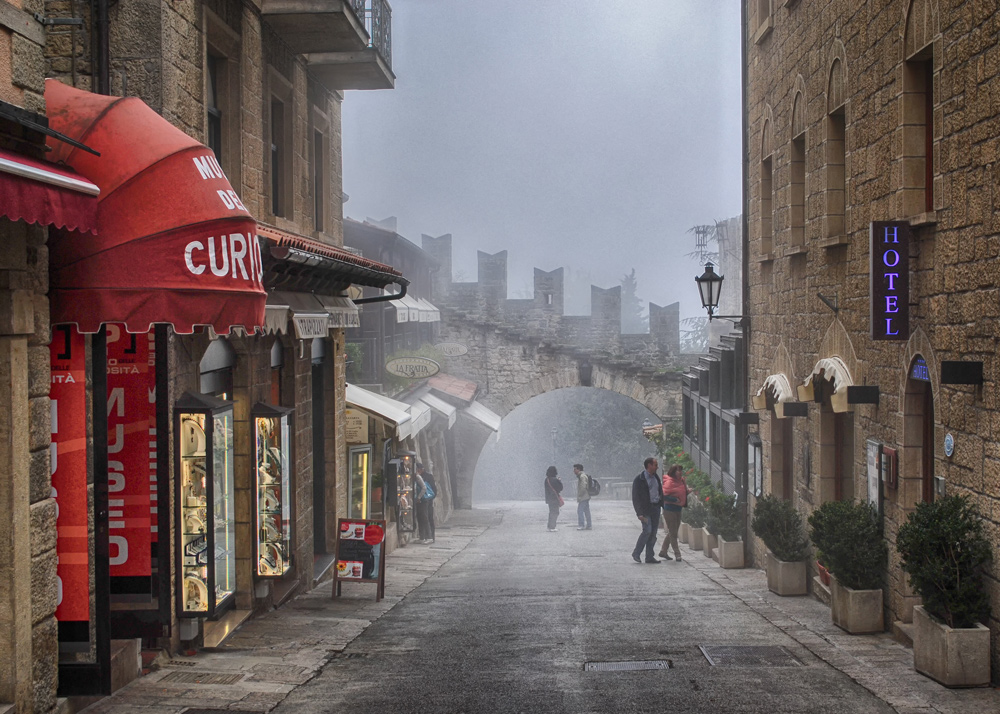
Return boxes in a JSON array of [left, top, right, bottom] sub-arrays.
[[335, 520, 384, 581], [106, 325, 155, 577], [50, 325, 90, 624]]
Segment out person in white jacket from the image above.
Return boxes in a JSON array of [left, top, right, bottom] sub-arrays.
[[574, 464, 592, 530]]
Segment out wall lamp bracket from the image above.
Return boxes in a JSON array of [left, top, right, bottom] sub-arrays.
[[817, 292, 839, 314]]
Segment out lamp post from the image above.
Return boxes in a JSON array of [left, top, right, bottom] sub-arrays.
[[550, 427, 557, 463]]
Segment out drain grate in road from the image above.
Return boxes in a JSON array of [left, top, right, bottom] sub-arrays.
[[699, 645, 803, 667], [584, 660, 673, 672], [159, 671, 245, 685]]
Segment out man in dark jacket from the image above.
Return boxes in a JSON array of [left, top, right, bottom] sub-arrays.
[[631, 457, 662, 563]]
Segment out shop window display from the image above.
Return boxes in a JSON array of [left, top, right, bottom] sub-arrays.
[[174, 392, 236, 618], [253, 403, 293, 577], [394, 452, 416, 534]]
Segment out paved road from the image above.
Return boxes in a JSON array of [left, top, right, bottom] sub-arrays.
[[273, 501, 895, 714]]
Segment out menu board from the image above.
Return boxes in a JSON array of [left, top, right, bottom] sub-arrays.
[[332, 519, 386, 601]]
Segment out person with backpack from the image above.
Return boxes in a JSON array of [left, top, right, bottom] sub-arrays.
[[414, 466, 434, 544], [543, 466, 564, 532], [416, 462, 436, 544], [573, 463, 593, 530]]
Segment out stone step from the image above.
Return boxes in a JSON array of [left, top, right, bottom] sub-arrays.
[[892, 620, 915, 648], [812, 575, 832, 606]]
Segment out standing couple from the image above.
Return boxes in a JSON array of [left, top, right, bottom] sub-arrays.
[[631, 457, 690, 563]]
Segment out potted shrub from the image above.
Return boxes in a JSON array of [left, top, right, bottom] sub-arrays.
[[685, 497, 707, 551], [808, 500, 886, 634], [750, 495, 810, 595], [701, 496, 718, 559], [708, 493, 744, 569], [678, 507, 690, 544], [896, 495, 993, 687]]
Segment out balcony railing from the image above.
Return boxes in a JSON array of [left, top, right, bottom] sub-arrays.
[[361, 0, 392, 69]]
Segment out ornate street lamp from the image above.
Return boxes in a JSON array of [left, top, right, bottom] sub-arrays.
[[695, 262, 725, 319]]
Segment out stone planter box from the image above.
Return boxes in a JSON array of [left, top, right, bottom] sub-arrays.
[[830, 576, 883, 634], [688, 524, 704, 551], [717, 536, 744, 569], [703, 529, 718, 558], [678, 522, 689, 544], [913, 605, 991, 687], [765, 551, 807, 596]]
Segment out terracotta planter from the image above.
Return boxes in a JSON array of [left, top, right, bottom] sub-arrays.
[[816, 561, 831, 586], [717, 536, 744, 569], [688, 524, 704, 550], [913, 605, 991, 687], [703, 529, 718, 558], [765, 551, 807, 596], [678, 522, 689, 544], [829, 576, 883, 634]]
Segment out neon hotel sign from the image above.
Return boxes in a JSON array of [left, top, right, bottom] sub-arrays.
[[870, 221, 910, 341]]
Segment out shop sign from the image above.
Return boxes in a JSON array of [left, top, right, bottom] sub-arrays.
[[870, 221, 910, 340], [50, 325, 90, 625], [434, 342, 468, 357], [345, 408, 369, 444], [292, 314, 329, 340], [385, 356, 440, 379], [106, 324, 155, 577]]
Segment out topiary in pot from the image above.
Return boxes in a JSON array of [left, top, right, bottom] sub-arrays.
[[808, 500, 886, 591], [896, 495, 992, 629], [750, 494, 809, 562], [685, 497, 707, 529], [707, 493, 743, 542]]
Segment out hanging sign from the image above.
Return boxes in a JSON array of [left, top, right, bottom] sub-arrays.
[[106, 324, 155, 578], [434, 342, 468, 357], [332, 519, 386, 601], [385, 356, 440, 379], [50, 325, 90, 626], [870, 221, 910, 340]]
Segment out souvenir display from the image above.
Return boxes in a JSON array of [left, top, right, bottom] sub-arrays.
[[252, 403, 293, 578], [174, 392, 236, 618]]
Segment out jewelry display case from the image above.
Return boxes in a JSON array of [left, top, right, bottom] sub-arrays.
[[253, 403, 293, 578], [394, 451, 416, 534], [174, 391, 236, 619]]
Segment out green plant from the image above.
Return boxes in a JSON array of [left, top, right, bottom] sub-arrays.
[[706, 493, 743, 541], [750, 494, 809, 562], [896, 495, 992, 629], [685, 497, 707, 529], [808, 500, 886, 591], [345, 341, 364, 383]]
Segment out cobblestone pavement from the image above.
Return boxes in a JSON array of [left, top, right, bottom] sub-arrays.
[[76, 503, 997, 714]]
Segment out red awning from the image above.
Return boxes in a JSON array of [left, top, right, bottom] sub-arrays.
[[44, 80, 266, 334], [0, 147, 99, 233]]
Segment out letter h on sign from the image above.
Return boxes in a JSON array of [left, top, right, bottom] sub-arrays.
[[870, 221, 910, 340]]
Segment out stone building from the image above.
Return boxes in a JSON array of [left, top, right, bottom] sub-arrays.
[[746, 0, 1000, 679], [2, 1, 402, 710]]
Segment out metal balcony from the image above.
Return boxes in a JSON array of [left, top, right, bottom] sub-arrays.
[[262, 0, 370, 55], [305, 0, 394, 90]]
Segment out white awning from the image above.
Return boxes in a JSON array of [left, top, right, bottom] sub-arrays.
[[345, 384, 412, 440], [419, 392, 456, 429], [265, 291, 329, 338], [752, 373, 797, 417], [462, 400, 502, 433], [315, 294, 360, 329], [385, 290, 411, 323], [407, 400, 432, 437], [798, 356, 854, 413], [414, 297, 441, 322]]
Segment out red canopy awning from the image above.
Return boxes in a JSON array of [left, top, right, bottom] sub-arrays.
[[44, 80, 266, 334], [0, 147, 99, 233]]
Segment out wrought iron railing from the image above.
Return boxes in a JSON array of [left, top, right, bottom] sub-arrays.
[[362, 0, 392, 69]]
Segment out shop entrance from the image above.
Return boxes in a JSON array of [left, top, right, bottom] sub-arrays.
[[904, 356, 935, 505]]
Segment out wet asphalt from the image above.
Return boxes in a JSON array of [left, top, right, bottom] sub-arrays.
[[273, 501, 896, 714]]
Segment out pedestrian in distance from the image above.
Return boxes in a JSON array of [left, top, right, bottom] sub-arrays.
[[631, 457, 663, 563], [574, 463, 592, 530], [544, 466, 564, 532], [659, 464, 691, 561], [414, 469, 431, 544], [416, 462, 436, 543]]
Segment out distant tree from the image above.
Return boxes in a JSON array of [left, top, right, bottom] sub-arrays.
[[620, 268, 648, 334], [680, 316, 709, 354]]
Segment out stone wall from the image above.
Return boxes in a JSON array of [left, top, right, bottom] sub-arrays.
[[746, 0, 1000, 678]]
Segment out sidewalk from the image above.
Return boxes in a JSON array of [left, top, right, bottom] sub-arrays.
[[681, 541, 998, 714], [76, 506, 997, 714], [77, 510, 500, 714]]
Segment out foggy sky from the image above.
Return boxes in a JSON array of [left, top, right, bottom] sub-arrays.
[[342, 0, 742, 321]]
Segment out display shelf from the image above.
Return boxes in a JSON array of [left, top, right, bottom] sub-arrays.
[[253, 403, 293, 578]]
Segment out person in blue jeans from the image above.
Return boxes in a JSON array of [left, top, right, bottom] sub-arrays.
[[631, 457, 662, 563], [574, 463, 592, 530]]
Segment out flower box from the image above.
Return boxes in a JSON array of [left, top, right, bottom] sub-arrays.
[[830, 576, 883, 634], [717, 536, 744, 569], [702, 527, 717, 558], [688, 524, 704, 551], [913, 605, 991, 687], [678, 522, 689, 544], [765, 550, 807, 596]]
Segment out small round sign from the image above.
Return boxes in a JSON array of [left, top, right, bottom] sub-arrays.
[[944, 432, 955, 458]]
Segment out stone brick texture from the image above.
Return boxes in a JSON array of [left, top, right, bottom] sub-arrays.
[[746, 0, 1000, 679]]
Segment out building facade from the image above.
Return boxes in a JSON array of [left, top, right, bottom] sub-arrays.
[[746, 0, 1000, 679], [1, 1, 400, 711]]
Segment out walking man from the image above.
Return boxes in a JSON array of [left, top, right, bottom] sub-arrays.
[[631, 457, 662, 563], [574, 463, 592, 530]]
